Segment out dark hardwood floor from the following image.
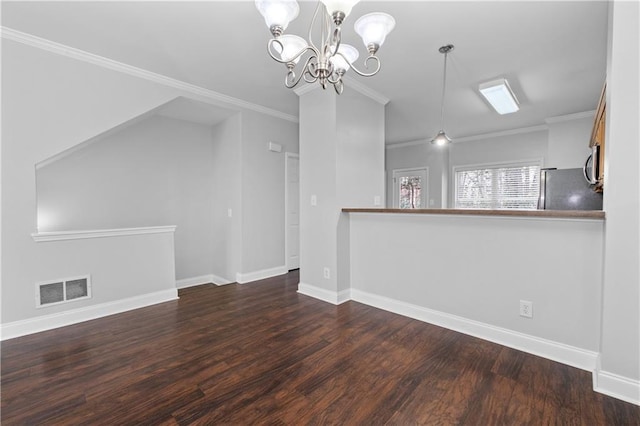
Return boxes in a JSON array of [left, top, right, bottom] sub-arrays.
[[2, 270, 638, 425]]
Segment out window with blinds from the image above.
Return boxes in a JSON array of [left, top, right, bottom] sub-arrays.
[[455, 164, 541, 210]]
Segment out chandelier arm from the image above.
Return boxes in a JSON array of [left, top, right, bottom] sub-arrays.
[[303, 59, 321, 83], [284, 55, 319, 88], [346, 55, 382, 77], [328, 26, 341, 59], [307, 2, 323, 53], [267, 39, 319, 66], [327, 71, 342, 85], [321, 5, 329, 52]]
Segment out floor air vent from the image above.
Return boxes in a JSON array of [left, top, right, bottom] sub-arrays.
[[37, 275, 91, 308]]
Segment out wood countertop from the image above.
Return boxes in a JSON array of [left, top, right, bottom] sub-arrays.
[[342, 208, 605, 219]]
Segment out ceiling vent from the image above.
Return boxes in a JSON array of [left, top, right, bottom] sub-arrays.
[[36, 275, 92, 308]]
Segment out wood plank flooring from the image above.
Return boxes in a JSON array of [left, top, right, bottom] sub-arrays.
[[2, 270, 639, 425]]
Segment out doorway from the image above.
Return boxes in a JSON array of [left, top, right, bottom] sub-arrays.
[[285, 153, 300, 270], [392, 168, 428, 209]]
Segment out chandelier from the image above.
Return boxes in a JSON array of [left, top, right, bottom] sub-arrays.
[[255, 0, 395, 94]]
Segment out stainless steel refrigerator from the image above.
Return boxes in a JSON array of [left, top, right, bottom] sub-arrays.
[[538, 168, 603, 210]]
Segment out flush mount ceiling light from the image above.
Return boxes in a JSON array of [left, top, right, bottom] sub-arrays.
[[256, 0, 395, 94], [479, 78, 520, 115], [431, 44, 454, 146]]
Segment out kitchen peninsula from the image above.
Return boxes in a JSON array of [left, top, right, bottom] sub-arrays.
[[341, 207, 605, 372]]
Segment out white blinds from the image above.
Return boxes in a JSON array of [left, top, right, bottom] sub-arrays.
[[455, 165, 540, 210]]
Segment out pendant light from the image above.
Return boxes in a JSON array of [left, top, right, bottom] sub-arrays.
[[431, 44, 454, 146]]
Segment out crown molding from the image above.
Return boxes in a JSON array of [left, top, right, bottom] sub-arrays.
[[293, 82, 319, 97], [386, 139, 429, 150], [1, 27, 298, 123], [453, 124, 549, 144], [343, 76, 390, 105], [387, 124, 549, 148], [545, 110, 596, 124], [293, 76, 389, 106]]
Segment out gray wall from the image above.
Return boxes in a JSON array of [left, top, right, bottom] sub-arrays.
[[385, 143, 448, 208], [299, 87, 385, 293], [2, 39, 178, 324], [2, 38, 299, 326], [241, 110, 299, 275], [349, 213, 604, 353], [546, 115, 593, 169], [211, 114, 242, 282], [599, 0, 639, 390], [37, 115, 215, 281]]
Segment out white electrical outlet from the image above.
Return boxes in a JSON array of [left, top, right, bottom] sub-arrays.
[[520, 300, 533, 318], [323, 267, 331, 279], [311, 195, 317, 206], [374, 195, 381, 206]]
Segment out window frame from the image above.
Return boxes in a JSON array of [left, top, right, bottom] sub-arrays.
[[452, 158, 543, 210]]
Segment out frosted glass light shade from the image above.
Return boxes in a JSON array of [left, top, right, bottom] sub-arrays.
[[354, 12, 395, 49], [320, 0, 360, 18], [273, 34, 307, 63], [330, 44, 359, 72], [255, 0, 300, 32]]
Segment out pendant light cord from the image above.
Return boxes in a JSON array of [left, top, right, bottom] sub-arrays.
[[439, 50, 448, 130]]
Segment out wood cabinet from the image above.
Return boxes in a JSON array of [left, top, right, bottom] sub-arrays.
[[589, 82, 606, 192]]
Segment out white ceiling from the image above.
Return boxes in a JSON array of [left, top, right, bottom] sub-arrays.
[[1, 1, 608, 144]]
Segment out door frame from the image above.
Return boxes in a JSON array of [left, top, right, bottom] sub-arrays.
[[391, 167, 429, 209], [284, 152, 300, 271]]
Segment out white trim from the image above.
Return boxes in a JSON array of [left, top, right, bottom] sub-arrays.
[[35, 104, 165, 169], [386, 139, 429, 150], [545, 110, 596, 124], [292, 76, 389, 105], [236, 265, 287, 284], [297, 282, 351, 305], [176, 274, 232, 289], [32, 225, 176, 242], [0, 27, 298, 124], [342, 76, 390, 105], [594, 368, 640, 406], [285, 152, 300, 271], [452, 158, 544, 174], [453, 124, 548, 144], [293, 83, 318, 97], [1, 288, 178, 341], [452, 158, 544, 210], [350, 288, 599, 372], [385, 124, 548, 148], [385, 110, 595, 149]]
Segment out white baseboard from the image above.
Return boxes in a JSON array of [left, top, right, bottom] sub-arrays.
[[236, 266, 287, 284], [297, 282, 350, 305], [1, 288, 178, 341], [594, 368, 640, 406], [349, 288, 599, 372], [176, 274, 232, 288]]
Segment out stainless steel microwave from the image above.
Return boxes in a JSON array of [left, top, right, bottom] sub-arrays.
[[583, 144, 600, 185]]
